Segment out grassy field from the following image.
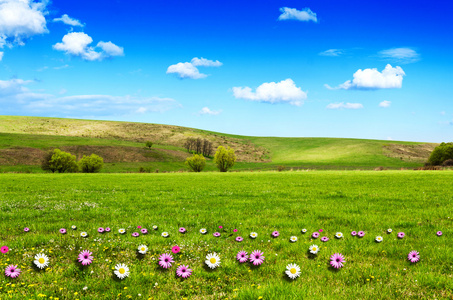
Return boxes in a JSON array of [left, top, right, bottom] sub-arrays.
[[1, 171, 452, 299]]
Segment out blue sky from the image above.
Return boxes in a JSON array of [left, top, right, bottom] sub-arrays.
[[0, 0, 452, 142]]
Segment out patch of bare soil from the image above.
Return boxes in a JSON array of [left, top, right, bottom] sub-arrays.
[[382, 143, 437, 163]]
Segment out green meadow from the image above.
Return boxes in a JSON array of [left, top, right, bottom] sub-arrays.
[[1, 171, 452, 299]]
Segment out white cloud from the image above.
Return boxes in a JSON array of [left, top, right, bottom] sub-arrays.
[[326, 102, 363, 110], [0, 51, 3, 61], [53, 32, 124, 61], [0, 78, 33, 95], [319, 49, 343, 57], [166, 57, 222, 79], [379, 100, 391, 108], [54, 64, 69, 70], [232, 79, 307, 106], [278, 7, 317, 22], [326, 64, 405, 90], [378, 48, 420, 64], [0, 0, 48, 47], [199, 107, 221, 115], [53, 14, 84, 27]]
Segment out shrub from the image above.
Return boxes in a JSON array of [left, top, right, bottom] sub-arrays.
[[428, 142, 453, 165], [78, 154, 104, 173], [145, 141, 153, 149], [277, 165, 286, 172], [214, 146, 236, 172], [442, 159, 453, 166], [42, 149, 78, 173], [185, 154, 206, 172]]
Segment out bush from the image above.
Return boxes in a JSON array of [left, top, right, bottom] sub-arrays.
[[442, 159, 453, 166], [277, 165, 286, 172], [214, 146, 236, 172], [78, 154, 104, 173], [428, 142, 453, 165], [185, 154, 206, 172], [145, 141, 153, 149], [42, 149, 78, 173]]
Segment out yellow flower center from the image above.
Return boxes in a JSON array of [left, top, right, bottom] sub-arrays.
[[38, 258, 45, 264], [210, 258, 216, 264], [141, 247, 145, 251], [313, 247, 317, 251], [119, 268, 125, 274], [290, 268, 297, 274]]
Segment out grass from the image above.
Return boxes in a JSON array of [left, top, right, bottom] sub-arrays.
[[1, 171, 452, 299]]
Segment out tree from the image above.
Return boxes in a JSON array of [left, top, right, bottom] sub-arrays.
[[185, 154, 206, 172], [41, 149, 78, 173], [79, 154, 104, 173], [41, 150, 56, 173], [214, 146, 236, 172], [428, 142, 453, 165], [145, 141, 153, 149]]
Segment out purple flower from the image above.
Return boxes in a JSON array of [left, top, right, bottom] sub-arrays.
[[132, 232, 139, 237], [235, 236, 243, 242], [176, 265, 192, 278], [158, 253, 174, 269], [213, 232, 221, 237], [330, 253, 345, 269], [236, 251, 248, 263], [357, 231, 365, 238], [97, 227, 104, 233], [1, 246, 9, 254], [436, 231, 442, 236], [219, 226, 223, 229], [312, 232, 319, 239], [141, 228, 148, 234], [319, 229, 323, 232], [5, 265, 20, 278], [24, 227, 30, 232], [397, 232, 405, 239], [351, 231, 357, 236], [321, 236, 329, 242], [271, 231, 279, 238], [59, 228, 67, 234], [408, 250, 420, 263], [249, 250, 265, 266], [78, 250, 93, 266], [179, 227, 186, 234], [233, 229, 238, 232], [105, 227, 111, 232]]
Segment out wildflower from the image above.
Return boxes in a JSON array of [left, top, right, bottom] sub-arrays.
[[105, 227, 111, 232], [309, 244, 319, 254], [335, 232, 343, 239], [387, 228, 392, 233], [330, 253, 345, 269], [83, 286, 88, 291], [285, 263, 301, 279], [176, 265, 192, 278], [1, 246, 9, 253], [205, 253, 221, 269], [114, 263, 129, 279], [78, 250, 93, 266], [131, 232, 139, 237], [97, 227, 104, 233], [213, 232, 221, 237], [158, 253, 174, 269], [34, 253, 49, 269], [357, 231, 365, 238], [312, 232, 319, 239], [137, 225, 142, 229], [408, 251, 420, 263], [81, 232, 88, 238], [233, 229, 238, 232], [249, 250, 265, 266], [140, 228, 148, 234], [153, 225, 158, 230], [138, 245, 148, 255], [235, 236, 243, 242], [119, 229, 126, 234], [351, 231, 357, 236], [289, 236, 298, 243], [219, 226, 223, 229], [436, 231, 442, 236], [179, 227, 186, 234], [24, 227, 30, 232], [171, 246, 180, 254], [200, 228, 207, 234], [319, 229, 323, 232], [250, 232, 258, 239], [301, 229, 307, 233], [375, 236, 383, 243], [59, 228, 67, 234], [236, 251, 248, 263], [161, 232, 169, 238], [272, 231, 279, 238], [397, 232, 405, 239], [5, 265, 21, 278], [321, 237, 329, 242]]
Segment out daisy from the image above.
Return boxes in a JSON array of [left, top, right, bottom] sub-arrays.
[[375, 236, 383, 243], [357, 231, 365, 238], [118, 228, 126, 234], [236, 251, 248, 263], [158, 253, 174, 269], [179, 227, 186, 233], [137, 245, 148, 255], [351, 231, 357, 236], [312, 232, 319, 239], [172, 246, 180, 254], [161, 232, 169, 238], [289, 236, 298, 243], [301, 229, 307, 233], [24, 227, 30, 232], [397, 232, 405, 239], [78, 250, 93, 265], [153, 225, 158, 230], [1, 246, 9, 253], [97, 227, 104, 233], [436, 231, 442, 236], [200, 228, 207, 234], [71, 225, 76, 230], [408, 251, 420, 263], [34, 253, 49, 269], [321, 237, 329, 242], [114, 263, 129, 279], [132, 232, 139, 237], [105, 227, 111, 232], [272, 231, 279, 238], [285, 263, 301, 280], [309, 244, 319, 254], [141, 228, 148, 234], [335, 232, 343, 239], [250, 232, 258, 239], [5, 265, 21, 278], [330, 253, 345, 269], [387, 228, 392, 233], [213, 232, 221, 237], [205, 253, 221, 269], [249, 250, 265, 266], [80, 232, 88, 238], [235, 236, 243, 242], [176, 265, 192, 278]]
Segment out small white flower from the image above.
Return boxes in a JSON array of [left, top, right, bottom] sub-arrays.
[[250, 232, 258, 239], [387, 228, 392, 233], [83, 286, 88, 291], [71, 225, 77, 230], [114, 263, 130, 279], [34, 253, 49, 269], [200, 228, 207, 234], [205, 253, 221, 269], [153, 225, 158, 230], [375, 236, 383, 243], [289, 236, 298, 243], [80, 232, 88, 238], [137, 244, 148, 254], [161, 232, 169, 238], [118, 228, 126, 234], [335, 232, 343, 239], [301, 229, 307, 233], [285, 263, 301, 279], [309, 244, 319, 254]]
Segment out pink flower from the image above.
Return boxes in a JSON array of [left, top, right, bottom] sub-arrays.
[[319, 229, 323, 232], [236, 251, 248, 263], [351, 231, 357, 236], [213, 232, 221, 237], [271, 231, 279, 238], [78, 250, 93, 266], [408, 250, 420, 263], [249, 250, 265, 266], [59, 228, 67, 234], [233, 229, 238, 232], [436, 231, 442, 236], [179, 227, 186, 233], [172, 246, 181, 254], [97, 227, 104, 233], [24, 227, 30, 232], [158, 253, 174, 269], [357, 231, 365, 238], [321, 236, 329, 242], [1, 246, 9, 254], [105, 227, 111, 232], [219, 226, 223, 229], [312, 232, 319, 239], [176, 265, 192, 278], [397, 232, 405, 239], [330, 253, 345, 269], [5, 265, 20, 278], [132, 232, 139, 237], [141, 228, 148, 234], [137, 226, 142, 229], [235, 236, 243, 242]]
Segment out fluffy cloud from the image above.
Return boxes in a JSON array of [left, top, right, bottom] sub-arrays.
[[53, 32, 124, 61], [378, 48, 420, 64], [166, 57, 222, 79], [379, 100, 391, 108], [326, 102, 363, 110], [326, 64, 405, 90], [319, 49, 343, 57], [53, 14, 84, 27], [232, 79, 307, 106], [199, 107, 221, 115], [0, 0, 48, 47], [278, 7, 317, 22]]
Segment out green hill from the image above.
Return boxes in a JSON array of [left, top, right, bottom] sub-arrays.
[[0, 116, 436, 172]]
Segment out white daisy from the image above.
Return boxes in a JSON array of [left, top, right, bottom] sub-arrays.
[[114, 263, 130, 279], [335, 232, 343, 239], [205, 253, 221, 269], [118, 228, 126, 234], [161, 232, 169, 238], [71, 225, 77, 230], [200, 228, 207, 234], [285, 263, 301, 280], [250, 232, 258, 239], [137, 245, 148, 254], [309, 244, 319, 254], [301, 229, 307, 233], [153, 225, 158, 230], [375, 236, 383, 242], [387, 228, 392, 233], [289, 236, 298, 243], [34, 253, 49, 269], [80, 232, 88, 238]]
